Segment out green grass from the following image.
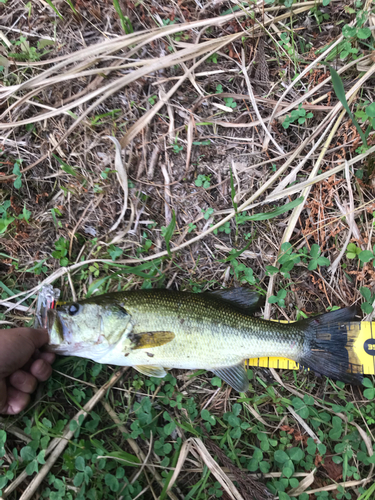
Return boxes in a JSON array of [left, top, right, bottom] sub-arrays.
[[1, 358, 374, 499]]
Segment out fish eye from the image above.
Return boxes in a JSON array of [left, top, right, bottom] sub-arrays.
[[68, 303, 80, 316]]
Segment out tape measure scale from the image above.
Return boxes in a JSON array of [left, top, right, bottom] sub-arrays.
[[248, 321, 375, 375], [350, 321, 375, 375]]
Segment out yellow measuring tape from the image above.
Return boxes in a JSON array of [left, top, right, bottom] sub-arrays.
[[248, 321, 375, 375]]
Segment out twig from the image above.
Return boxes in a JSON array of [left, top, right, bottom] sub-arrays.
[[304, 477, 374, 495], [329, 161, 355, 280], [242, 49, 284, 154], [107, 136, 129, 233], [131, 432, 153, 485], [161, 163, 172, 225], [0, 421, 31, 444], [185, 115, 194, 176], [68, 199, 95, 259], [147, 144, 160, 180]]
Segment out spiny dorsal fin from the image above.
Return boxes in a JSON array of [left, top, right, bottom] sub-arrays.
[[212, 363, 249, 392], [130, 331, 175, 350], [134, 365, 167, 377], [205, 288, 264, 315]]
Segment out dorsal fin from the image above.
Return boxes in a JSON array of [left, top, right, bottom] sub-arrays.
[[205, 288, 264, 315]]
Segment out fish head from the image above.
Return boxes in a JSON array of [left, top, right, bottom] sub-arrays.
[[47, 300, 132, 356]]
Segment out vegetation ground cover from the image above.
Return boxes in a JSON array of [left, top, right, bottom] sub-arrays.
[[0, 0, 375, 498]]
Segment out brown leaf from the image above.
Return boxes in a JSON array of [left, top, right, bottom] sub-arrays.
[[321, 455, 342, 482]]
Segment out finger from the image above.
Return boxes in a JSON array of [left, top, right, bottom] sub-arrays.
[[0, 379, 7, 414], [14, 328, 49, 352], [21, 359, 33, 372], [4, 387, 30, 415], [35, 352, 56, 364], [20, 328, 49, 350], [9, 370, 37, 394], [30, 359, 53, 382], [0, 328, 50, 380], [21, 351, 55, 373]]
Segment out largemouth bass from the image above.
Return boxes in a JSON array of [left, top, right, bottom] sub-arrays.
[[47, 288, 362, 391]]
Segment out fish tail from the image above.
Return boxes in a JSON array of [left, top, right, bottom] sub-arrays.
[[298, 306, 363, 385]]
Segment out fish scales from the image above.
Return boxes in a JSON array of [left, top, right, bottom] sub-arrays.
[[119, 291, 303, 368], [47, 289, 363, 391]]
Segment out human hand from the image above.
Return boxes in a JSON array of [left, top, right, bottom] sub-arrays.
[[0, 328, 55, 415]]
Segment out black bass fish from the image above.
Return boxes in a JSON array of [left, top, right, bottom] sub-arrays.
[[47, 288, 362, 391]]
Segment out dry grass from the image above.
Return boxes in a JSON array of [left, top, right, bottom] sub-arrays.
[[0, 0, 375, 498]]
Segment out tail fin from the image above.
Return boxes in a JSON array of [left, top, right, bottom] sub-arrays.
[[298, 306, 363, 385]]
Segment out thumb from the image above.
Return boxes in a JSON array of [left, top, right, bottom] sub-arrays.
[[0, 328, 50, 380], [18, 328, 49, 350], [0, 379, 8, 414]]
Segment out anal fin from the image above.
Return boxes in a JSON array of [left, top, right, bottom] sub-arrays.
[[134, 365, 167, 378], [212, 363, 249, 392]]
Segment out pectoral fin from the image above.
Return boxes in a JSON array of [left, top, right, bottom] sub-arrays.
[[130, 331, 175, 350], [134, 365, 167, 378], [212, 363, 249, 392]]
